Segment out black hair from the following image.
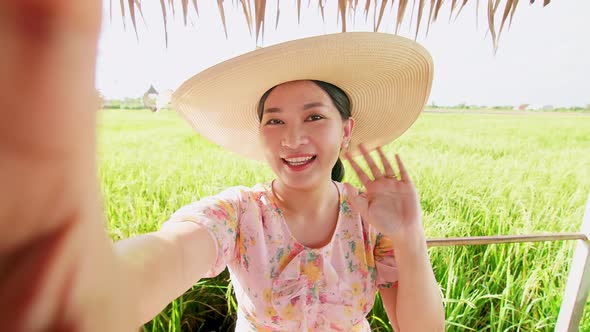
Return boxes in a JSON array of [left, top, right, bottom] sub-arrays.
[[257, 80, 352, 182]]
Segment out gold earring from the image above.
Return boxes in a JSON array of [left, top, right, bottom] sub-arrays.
[[342, 141, 350, 152]]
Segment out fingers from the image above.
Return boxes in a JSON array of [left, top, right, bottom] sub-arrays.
[[346, 144, 393, 182], [346, 144, 412, 184], [395, 154, 410, 182], [359, 144, 383, 178], [377, 147, 396, 177], [345, 151, 371, 186]]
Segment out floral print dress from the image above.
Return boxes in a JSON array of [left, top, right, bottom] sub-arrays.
[[165, 181, 398, 331]]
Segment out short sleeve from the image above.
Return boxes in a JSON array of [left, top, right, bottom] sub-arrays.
[[374, 232, 399, 289], [163, 187, 244, 278]]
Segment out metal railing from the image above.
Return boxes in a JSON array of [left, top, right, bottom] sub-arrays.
[[425, 194, 590, 332]]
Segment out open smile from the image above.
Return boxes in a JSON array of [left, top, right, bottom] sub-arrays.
[[281, 155, 317, 170]]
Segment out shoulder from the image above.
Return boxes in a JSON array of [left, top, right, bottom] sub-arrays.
[[168, 183, 273, 222], [199, 183, 271, 203]]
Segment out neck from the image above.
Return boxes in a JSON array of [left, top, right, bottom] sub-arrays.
[[271, 179, 338, 217]]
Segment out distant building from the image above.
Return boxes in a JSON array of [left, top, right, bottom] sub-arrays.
[[143, 85, 158, 112], [525, 104, 543, 111]]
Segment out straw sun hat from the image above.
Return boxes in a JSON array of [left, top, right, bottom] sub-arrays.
[[172, 32, 433, 161]]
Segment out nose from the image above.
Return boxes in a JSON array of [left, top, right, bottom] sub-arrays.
[[281, 124, 309, 149]]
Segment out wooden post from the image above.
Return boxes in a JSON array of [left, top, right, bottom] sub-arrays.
[[556, 194, 590, 332]]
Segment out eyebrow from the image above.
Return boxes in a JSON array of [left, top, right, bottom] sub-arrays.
[[263, 102, 327, 114]]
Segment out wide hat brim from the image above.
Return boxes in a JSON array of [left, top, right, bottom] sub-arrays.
[[172, 32, 434, 161]]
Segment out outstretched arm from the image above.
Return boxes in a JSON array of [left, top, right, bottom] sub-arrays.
[[0, 0, 137, 330], [115, 221, 217, 325], [0, 2, 221, 329]]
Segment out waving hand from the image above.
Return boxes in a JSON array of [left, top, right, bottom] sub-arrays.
[[344, 144, 423, 239]]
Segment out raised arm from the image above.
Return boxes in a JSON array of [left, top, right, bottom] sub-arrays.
[[379, 230, 444, 332], [345, 145, 445, 331]]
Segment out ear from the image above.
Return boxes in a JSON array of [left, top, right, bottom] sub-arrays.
[[342, 117, 355, 148]]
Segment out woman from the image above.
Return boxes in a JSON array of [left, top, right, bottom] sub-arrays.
[[115, 33, 444, 331], [0, 1, 443, 329]]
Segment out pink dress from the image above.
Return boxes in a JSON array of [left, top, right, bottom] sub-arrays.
[[166, 181, 398, 331]]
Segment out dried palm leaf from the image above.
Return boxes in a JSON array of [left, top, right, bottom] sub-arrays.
[[487, 0, 498, 51], [375, 0, 388, 32], [448, 0, 457, 18], [493, 0, 501, 12], [497, 0, 514, 43], [120, 0, 126, 29], [254, 0, 266, 42], [415, 0, 426, 40], [364, 0, 371, 20], [118, 0, 145, 32], [181, 0, 188, 24], [159, 0, 168, 47], [128, 0, 138, 39], [338, 0, 347, 32], [426, 0, 436, 36], [508, 0, 519, 28], [453, 0, 468, 21], [135, 0, 146, 25], [168, 0, 175, 17], [239, 0, 253, 34], [319, 0, 326, 21], [476, 0, 480, 28], [276, 0, 281, 29], [218, 0, 228, 38], [395, 0, 409, 34], [433, 0, 445, 22], [114, 0, 552, 49]]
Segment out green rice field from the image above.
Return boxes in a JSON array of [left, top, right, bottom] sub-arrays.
[[97, 109, 590, 331]]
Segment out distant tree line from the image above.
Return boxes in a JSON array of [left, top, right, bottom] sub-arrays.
[[102, 97, 146, 110], [96, 94, 589, 113]]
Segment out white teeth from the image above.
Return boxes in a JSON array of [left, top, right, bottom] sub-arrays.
[[284, 156, 315, 165], [285, 156, 313, 163]]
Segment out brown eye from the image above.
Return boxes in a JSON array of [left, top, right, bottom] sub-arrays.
[[307, 114, 324, 121], [266, 119, 283, 125]]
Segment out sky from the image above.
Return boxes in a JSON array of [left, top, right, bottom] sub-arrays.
[[95, 1, 590, 107]]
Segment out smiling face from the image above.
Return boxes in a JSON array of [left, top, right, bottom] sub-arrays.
[[258, 80, 354, 190]]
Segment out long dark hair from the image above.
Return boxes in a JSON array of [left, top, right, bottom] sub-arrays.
[[257, 80, 352, 182]]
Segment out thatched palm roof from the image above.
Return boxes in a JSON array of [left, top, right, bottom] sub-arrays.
[[114, 0, 551, 50]]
